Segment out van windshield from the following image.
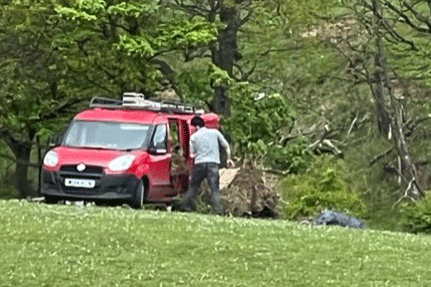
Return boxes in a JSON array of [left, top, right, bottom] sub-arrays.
[[63, 121, 150, 150]]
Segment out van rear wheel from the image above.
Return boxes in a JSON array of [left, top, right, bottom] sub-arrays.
[[131, 180, 144, 209]]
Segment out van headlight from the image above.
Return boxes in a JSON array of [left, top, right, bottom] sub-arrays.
[[43, 150, 59, 167], [108, 154, 136, 171]]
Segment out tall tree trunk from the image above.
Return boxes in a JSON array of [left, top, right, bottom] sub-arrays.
[[210, 4, 241, 115], [371, 0, 423, 197]]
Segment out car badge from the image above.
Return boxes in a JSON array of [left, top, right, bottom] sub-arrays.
[[77, 163, 86, 172]]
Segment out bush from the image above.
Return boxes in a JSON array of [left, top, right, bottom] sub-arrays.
[[399, 195, 431, 234], [223, 84, 296, 165], [278, 155, 366, 220], [265, 138, 312, 173]]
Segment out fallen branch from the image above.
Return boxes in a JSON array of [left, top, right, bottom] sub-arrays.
[[347, 112, 359, 136], [259, 168, 291, 176]]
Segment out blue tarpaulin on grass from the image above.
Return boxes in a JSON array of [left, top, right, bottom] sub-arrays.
[[314, 211, 364, 228]]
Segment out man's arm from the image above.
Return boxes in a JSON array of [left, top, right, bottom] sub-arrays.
[[217, 132, 234, 167], [189, 137, 196, 159]]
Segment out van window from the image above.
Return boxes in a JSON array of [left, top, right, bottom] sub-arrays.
[[151, 124, 167, 149], [63, 121, 150, 150]]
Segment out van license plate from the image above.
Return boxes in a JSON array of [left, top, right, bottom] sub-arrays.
[[65, 178, 96, 189]]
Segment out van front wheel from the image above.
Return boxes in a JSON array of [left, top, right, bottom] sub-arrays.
[[44, 195, 59, 204], [131, 180, 144, 209]]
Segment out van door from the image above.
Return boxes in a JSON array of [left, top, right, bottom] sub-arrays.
[[179, 119, 193, 171], [169, 119, 191, 195], [148, 124, 171, 188]]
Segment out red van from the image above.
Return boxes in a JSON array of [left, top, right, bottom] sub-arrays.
[[40, 93, 220, 208]]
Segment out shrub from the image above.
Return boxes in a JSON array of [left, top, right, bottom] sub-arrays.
[[223, 84, 296, 168], [265, 138, 313, 173], [399, 195, 431, 234], [278, 155, 366, 220]]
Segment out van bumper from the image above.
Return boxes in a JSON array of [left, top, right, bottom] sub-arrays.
[[40, 169, 140, 202]]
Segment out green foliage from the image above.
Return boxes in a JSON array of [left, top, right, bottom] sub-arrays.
[[398, 195, 431, 234], [279, 155, 366, 220], [55, 6, 98, 21], [160, 16, 218, 47], [116, 35, 156, 57], [0, 0, 80, 140], [266, 138, 313, 173], [116, 17, 218, 57], [222, 82, 311, 170], [225, 84, 291, 150]]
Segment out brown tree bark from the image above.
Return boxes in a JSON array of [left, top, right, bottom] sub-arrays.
[[209, 4, 241, 115], [0, 129, 38, 198]]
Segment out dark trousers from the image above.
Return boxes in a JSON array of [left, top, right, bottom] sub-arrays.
[[181, 163, 222, 214]]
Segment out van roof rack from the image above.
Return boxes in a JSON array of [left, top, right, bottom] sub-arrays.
[[89, 93, 204, 114]]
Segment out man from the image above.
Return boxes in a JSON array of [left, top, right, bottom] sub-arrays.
[[181, 116, 233, 214]]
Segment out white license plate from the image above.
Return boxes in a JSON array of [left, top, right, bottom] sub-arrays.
[[65, 178, 96, 189]]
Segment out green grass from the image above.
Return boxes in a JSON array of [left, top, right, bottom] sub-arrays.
[[1, 200, 431, 286]]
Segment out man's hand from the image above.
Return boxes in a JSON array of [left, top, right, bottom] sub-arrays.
[[227, 159, 235, 168]]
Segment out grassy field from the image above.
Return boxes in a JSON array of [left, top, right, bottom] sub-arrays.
[[1, 200, 431, 287]]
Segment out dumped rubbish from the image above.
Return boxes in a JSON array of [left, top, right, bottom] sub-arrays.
[[221, 162, 281, 218]]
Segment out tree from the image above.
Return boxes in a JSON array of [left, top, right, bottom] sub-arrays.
[[0, 0, 83, 197], [0, 0, 341, 197], [337, 0, 431, 197], [0, 0, 220, 197]]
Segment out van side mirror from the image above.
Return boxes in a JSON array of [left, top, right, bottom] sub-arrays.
[[48, 125, 69, 148], [148, 140, 167, 154], [48, 135, 61, 148], [156, 148, 167, 154], [148, 146, 167, 155]]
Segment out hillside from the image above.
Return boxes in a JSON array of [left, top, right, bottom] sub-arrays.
[[1, 200, 431, 286]]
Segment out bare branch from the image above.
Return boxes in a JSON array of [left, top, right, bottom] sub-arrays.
[[233, 61, 257, 81], [38, 99, 80, 121], [171, 0, 209, 17], [348, 112, 359, 135], [260, 46, 303, 56], [403, 1, 431, 31], [392, 177, 416, 210], [239, 10, 252, 26], [383, 0, 430, 33], [380, 18, 417, 50], [369, 146, 394, 166], [404, 114, 431, 133]]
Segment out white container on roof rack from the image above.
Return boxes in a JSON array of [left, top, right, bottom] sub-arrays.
[[122, 92, 162, 109], [89, 93, 205, 114]]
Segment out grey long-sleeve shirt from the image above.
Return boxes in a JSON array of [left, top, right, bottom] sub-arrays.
[[190, 127, 229, 164]]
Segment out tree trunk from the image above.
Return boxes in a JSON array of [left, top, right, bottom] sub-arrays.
[[210, 4, 241, 115], [14, 143, 37, 198], [0, 129, 37, 198], [371, 0, 423, 197]]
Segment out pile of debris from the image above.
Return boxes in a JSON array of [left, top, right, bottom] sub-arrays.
[[219, 161, 281, 218]]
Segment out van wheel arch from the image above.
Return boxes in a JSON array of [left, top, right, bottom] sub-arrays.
[[142, 176, 149, 201]]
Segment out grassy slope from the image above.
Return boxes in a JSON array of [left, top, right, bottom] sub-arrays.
[[1, 200, 431, 287]]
